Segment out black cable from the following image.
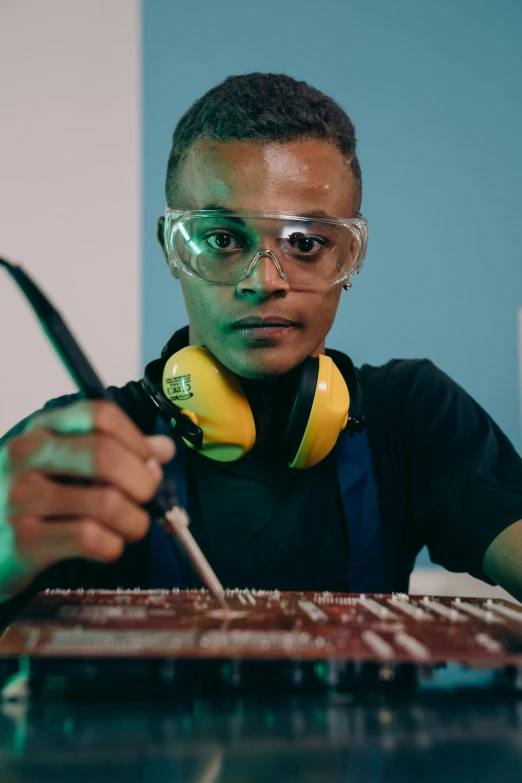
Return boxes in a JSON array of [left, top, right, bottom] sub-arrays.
[[0, 256, 186, 517]]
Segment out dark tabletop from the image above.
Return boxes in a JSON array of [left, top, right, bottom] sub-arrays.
[[1, 666, 522, 783]]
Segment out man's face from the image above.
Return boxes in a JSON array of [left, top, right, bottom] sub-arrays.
[[157, 138, 357, 379]]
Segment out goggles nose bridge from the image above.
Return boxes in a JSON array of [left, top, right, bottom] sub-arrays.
[[241, 248, 288, 282]]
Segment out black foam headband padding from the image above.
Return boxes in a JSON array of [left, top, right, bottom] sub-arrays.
[[280, 357, 320, 462], [161, 325, 190, 358], [324, 347, 364, 425]]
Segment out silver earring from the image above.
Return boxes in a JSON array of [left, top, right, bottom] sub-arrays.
[[343, 282, 352, 291]]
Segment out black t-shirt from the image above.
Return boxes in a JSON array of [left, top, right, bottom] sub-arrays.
[[2, 355, 522, 626], [184, 448, 349, 592]]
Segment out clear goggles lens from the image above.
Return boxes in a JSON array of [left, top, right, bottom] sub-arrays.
[[164, 210, 368, 288]]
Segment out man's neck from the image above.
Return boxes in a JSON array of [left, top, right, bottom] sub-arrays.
[[240, 369, 302, 449]]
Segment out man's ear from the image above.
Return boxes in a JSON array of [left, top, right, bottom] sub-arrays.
[[157, 216, 179, 279]]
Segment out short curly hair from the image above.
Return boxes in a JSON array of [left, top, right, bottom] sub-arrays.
[[166, 72, 362, 213]]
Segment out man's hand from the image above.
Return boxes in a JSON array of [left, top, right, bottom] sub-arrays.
[[0, 401, 175, 601]]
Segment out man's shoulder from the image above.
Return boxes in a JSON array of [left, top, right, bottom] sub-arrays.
[[356, 357, 441, 396], [353, 356, 461, 434]]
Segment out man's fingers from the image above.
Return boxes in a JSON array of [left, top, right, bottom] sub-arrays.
[[147, 435, 176, 464], [26, 400, 149, 459], [25, 402, 94, 437], [62, 517, 126, 563], [15, 515, 126, 566], [26, 401, 175, 465], [8, 432, 162, 504], [8, 428, 95, 476], [91, 401, 158, 461], [9, 472, 149, 543]]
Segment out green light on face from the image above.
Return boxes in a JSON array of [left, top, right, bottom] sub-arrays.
[[178, 220, 205, 256], [188, 240, 202, 256]]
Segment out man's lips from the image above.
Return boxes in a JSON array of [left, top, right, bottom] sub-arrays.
[[230, 317, 298, 340], [231, 317, 297, 329]]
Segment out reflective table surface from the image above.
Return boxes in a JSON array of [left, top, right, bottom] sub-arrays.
[[1, 668, 522, 782]]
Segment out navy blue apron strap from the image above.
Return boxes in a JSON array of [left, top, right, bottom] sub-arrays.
[[335, 429, 390, 593]]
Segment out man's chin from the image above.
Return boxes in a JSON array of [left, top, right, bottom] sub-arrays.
[[223, 349, 307, 380]]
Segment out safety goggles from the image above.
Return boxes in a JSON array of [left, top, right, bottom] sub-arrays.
[[164, 208, 368, 290]]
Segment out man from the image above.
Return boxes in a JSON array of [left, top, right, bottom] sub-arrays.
[[1, 72, 521, 629]]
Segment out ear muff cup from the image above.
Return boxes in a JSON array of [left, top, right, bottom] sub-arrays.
[[146, 338, 355, 468], [162, 346, 256, 461], [281, 355, 350, 469]]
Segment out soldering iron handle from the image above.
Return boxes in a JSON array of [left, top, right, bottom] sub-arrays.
[[1, 256, 177, 519]]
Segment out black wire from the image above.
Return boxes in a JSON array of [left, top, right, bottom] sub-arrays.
[[0, 256, 173, 517]]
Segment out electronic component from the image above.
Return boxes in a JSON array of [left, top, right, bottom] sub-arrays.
[[1, 589, 521, 667]]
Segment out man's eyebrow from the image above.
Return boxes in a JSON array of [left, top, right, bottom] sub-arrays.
[[199, 204, 333, 219], [200, 203, 230, 211], [199, 203, 246, 225], [299, 209, 330, 218]]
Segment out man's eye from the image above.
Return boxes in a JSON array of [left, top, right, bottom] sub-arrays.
[[204, 232, 243, 251], [287, 233, 326, 254]]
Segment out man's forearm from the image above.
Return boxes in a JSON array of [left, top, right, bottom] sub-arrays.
[[483, 518, 522, 602]]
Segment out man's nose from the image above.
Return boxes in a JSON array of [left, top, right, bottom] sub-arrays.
[[236, 249, 290, 297]]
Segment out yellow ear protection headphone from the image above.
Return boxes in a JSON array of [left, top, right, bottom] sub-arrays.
[[142, 327, 364, 469]]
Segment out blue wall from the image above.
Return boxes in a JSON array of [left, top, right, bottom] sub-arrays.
[[142, 0, 522, 566]]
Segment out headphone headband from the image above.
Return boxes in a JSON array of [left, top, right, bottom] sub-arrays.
[[324, 347, 365, 434], [161, 325, 190, 358]]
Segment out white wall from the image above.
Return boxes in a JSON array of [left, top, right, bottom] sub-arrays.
[[0, 0, 140, 435]]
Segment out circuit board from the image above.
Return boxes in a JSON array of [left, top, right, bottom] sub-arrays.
[[1, 589, 522, 668]]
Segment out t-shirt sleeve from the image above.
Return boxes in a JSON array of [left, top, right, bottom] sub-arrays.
[[408, 360, 522, 584]]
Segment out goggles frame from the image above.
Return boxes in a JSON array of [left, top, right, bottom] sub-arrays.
[[163, 207, 368, 287]]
